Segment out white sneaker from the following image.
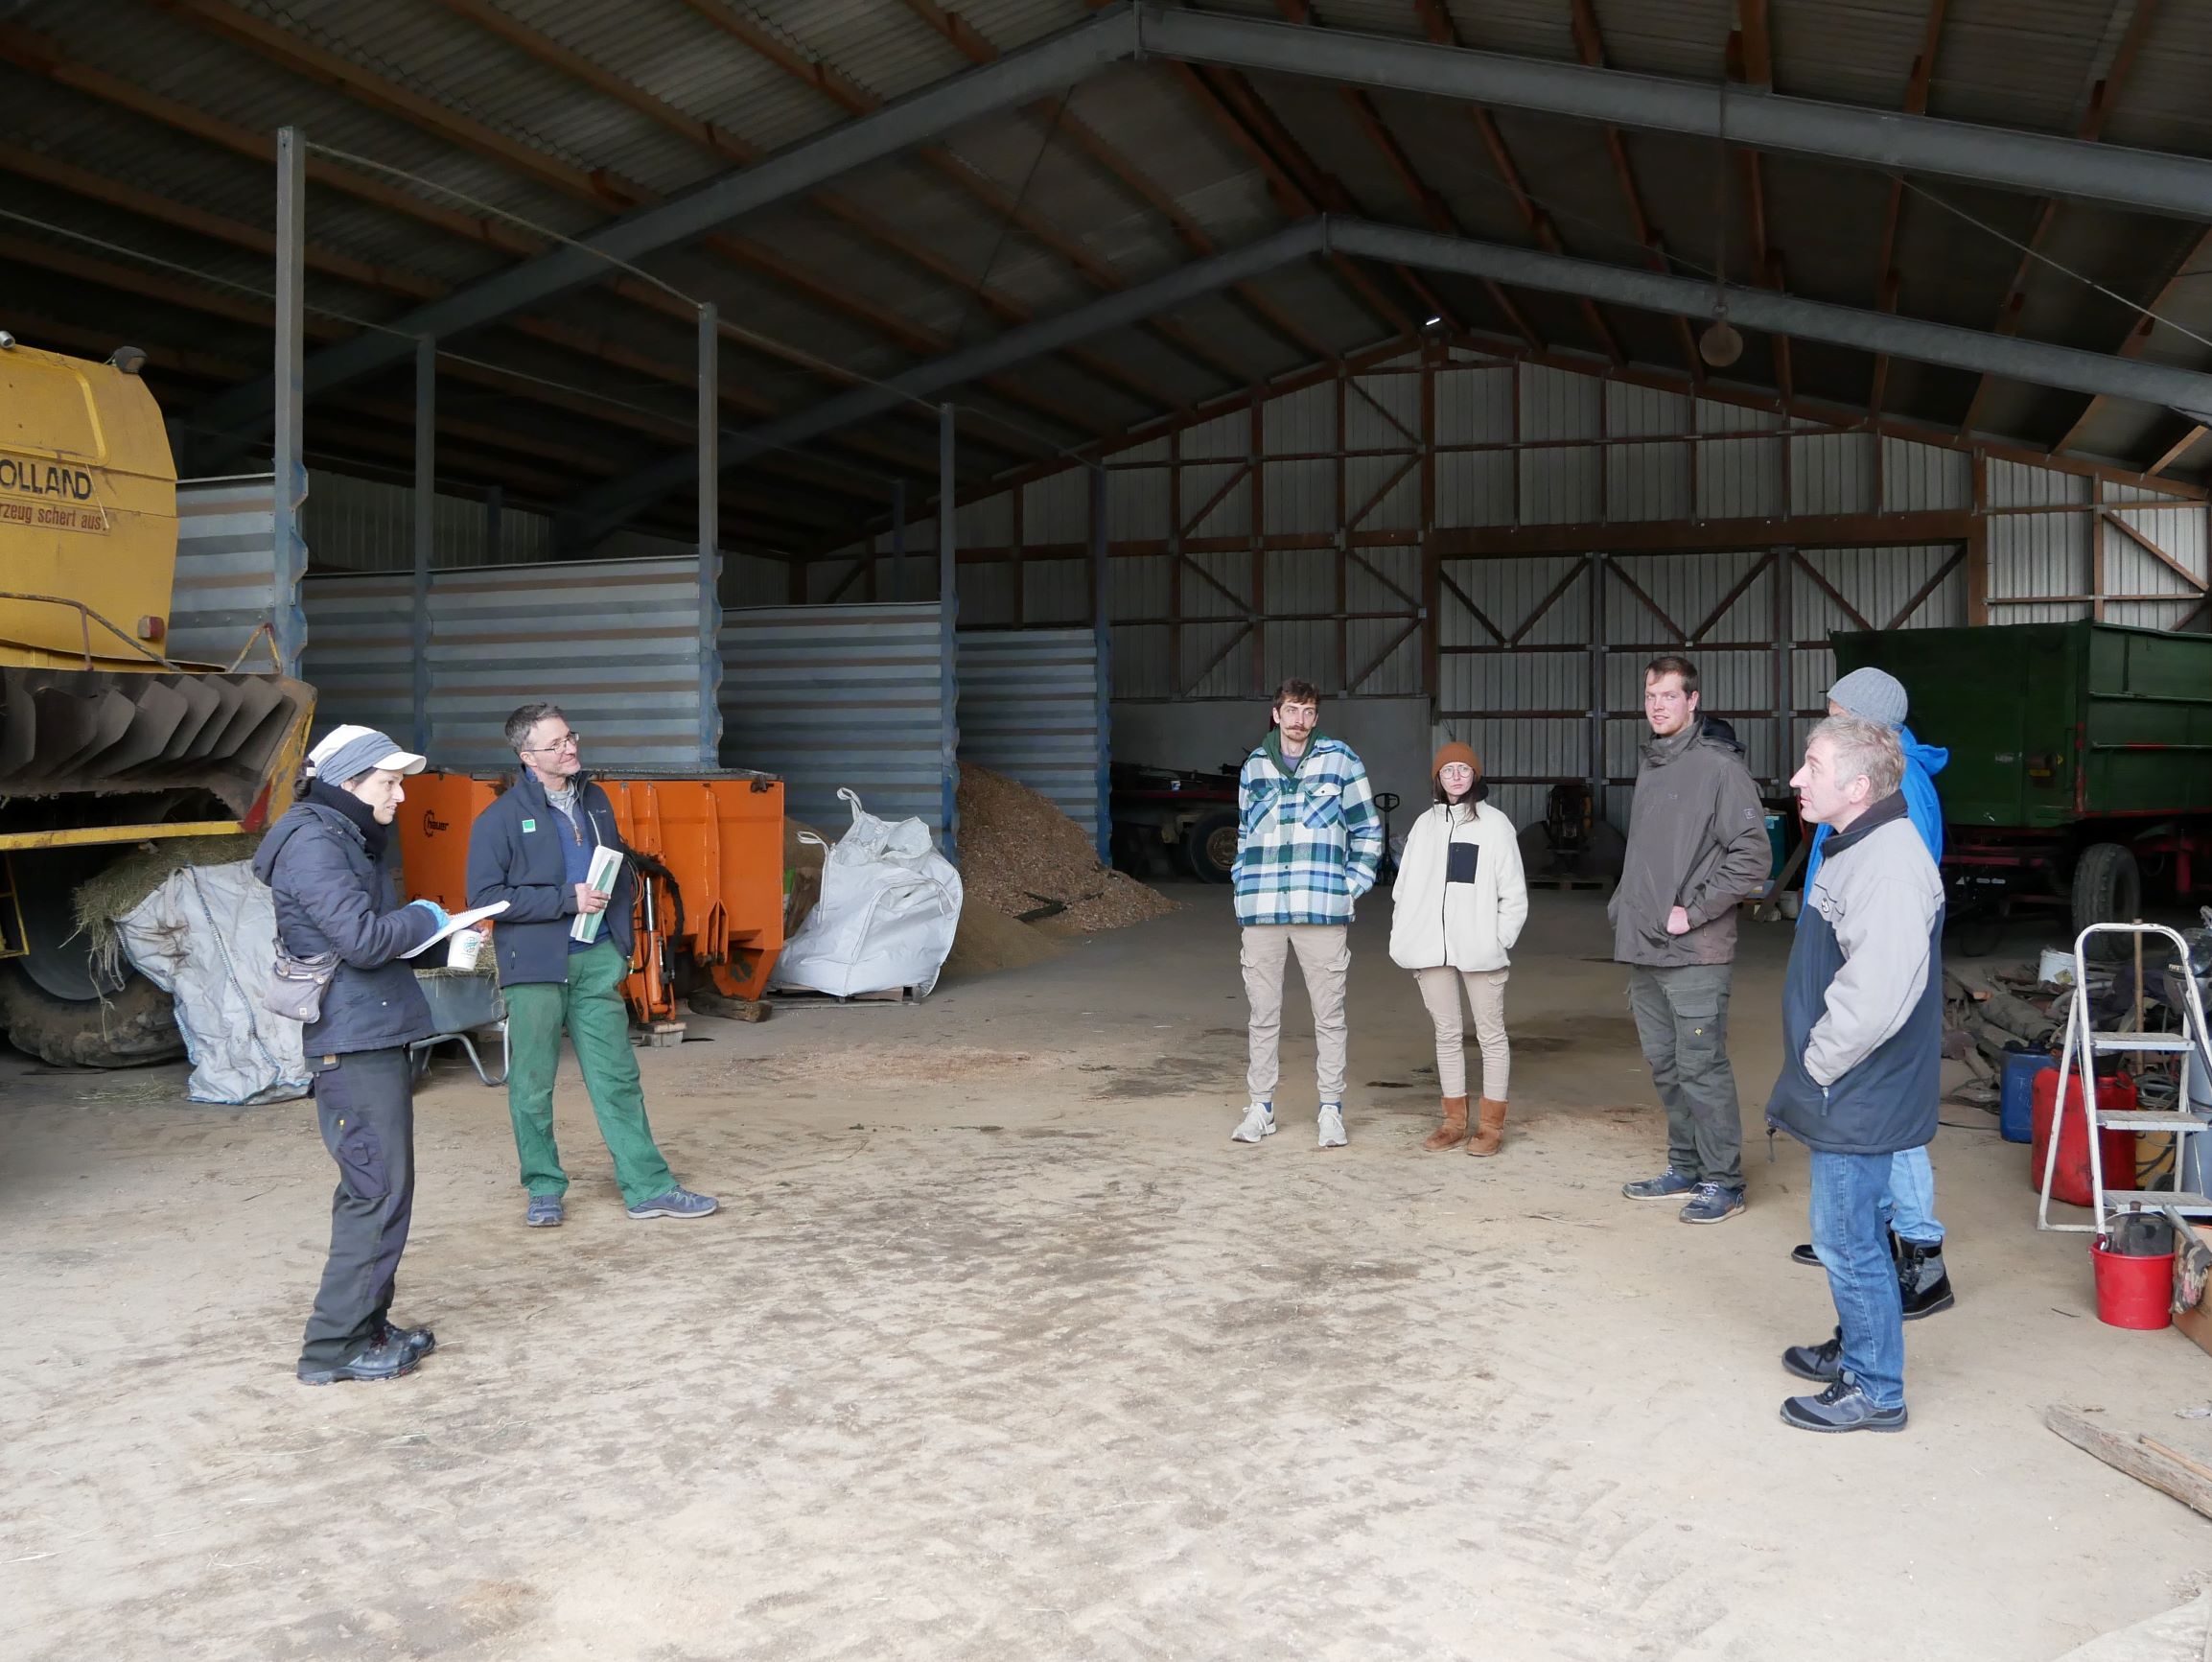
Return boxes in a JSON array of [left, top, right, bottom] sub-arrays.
[[1231, 1102, 1276, 1143], [1316, 1103, 1347, 1149]]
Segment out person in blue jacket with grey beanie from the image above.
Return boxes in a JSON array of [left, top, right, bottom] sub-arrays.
[[253, 724, 452, 1386], [1785, 667, 1956, 1322]]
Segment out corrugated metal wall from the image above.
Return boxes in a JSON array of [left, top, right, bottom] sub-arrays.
[[298, 467, 789, 604], [957, 628, 1106, 856], [302, 555, 716, 771], [1985, 467, 2210, 627], [1434, 542, 1970, 830], [718, 603, 953, 842], [170, 475, 297, 671]]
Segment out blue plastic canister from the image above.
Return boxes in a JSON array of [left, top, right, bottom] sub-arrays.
[[2000, 1050, 2056, 1143]]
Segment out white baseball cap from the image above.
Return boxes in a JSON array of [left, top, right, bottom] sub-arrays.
[[308, 724, 427, 782]]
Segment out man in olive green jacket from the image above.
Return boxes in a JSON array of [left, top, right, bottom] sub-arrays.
[[1611, 655, 1774, 1224]]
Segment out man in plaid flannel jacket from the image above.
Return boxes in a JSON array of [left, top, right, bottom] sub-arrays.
[[1229, 678, 1384, 1150]]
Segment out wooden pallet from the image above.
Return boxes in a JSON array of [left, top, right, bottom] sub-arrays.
[[766, 985, 920, 1008]]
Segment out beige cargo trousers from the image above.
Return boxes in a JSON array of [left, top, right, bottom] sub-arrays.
[[1241, 924, 1351, 1106]]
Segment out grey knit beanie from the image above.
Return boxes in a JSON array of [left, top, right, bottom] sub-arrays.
[[1827, 667, 1909, 731]]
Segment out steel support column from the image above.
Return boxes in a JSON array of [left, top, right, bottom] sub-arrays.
[[1089, 461, 1112, 863], [411, 334, 434, 754], [270, 126, 307, 678], [939, 404, 960, 863], [696, 302, 723, 767], [1587, 551, 1606, 818], [1772, 546, 1794, 787], [891, 480, 908, 600]]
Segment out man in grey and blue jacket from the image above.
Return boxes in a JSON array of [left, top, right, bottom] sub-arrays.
[[1768, 716, 1944, 1434], [466, 703, 715, 1228], [1786, 666, 1955, 1320]]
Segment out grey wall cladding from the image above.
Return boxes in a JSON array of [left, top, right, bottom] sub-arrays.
[[170, 476, 296, 671], [719, 603, 952, 840], [302, 555, 714, 770], [957, 628, 1106, 856]]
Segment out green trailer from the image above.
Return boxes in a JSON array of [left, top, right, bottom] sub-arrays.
[[1831, 620, 2212, 943]]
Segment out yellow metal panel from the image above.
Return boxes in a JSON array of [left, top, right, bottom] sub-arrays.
[[0, 820, 247, 854], [0, 344, 177, 667]]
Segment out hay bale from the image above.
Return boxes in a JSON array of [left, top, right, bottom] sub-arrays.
[[72, 833, 264, 984], [955, 763, 1175, 932]]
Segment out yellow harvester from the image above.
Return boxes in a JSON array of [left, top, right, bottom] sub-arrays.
[[0, 338, 314, 1065]]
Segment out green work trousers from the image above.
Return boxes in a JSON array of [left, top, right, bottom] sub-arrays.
[[503, 940, 675, 1206]]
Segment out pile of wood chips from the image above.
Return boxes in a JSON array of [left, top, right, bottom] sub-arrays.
[[956, 763, 1176, 932]]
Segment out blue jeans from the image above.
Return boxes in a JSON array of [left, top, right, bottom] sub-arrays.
[[1810, 1150, 1906, 1410], [1879, 1146, 1944, 1245]]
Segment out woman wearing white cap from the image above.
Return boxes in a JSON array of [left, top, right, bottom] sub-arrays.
[[252, 725, 452, 1385]]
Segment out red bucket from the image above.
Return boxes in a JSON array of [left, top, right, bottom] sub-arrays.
[[2091, 1236, 2175, 1330]]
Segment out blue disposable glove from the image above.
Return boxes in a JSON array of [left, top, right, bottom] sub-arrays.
[[407, 899, 452, 931]]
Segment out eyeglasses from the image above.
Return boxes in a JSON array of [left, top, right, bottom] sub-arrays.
[[523, 732, 583, 754]]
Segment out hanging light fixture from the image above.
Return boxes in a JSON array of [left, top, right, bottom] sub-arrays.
[[1700, 71, 1744, 369]]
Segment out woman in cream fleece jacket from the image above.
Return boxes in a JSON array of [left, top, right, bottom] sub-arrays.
[[1388, 742, 1529, 1155]]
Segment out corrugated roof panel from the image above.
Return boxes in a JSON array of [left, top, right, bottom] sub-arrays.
[[247, 0, 722, 199], [922, 0, 1092, 52], [14, 1, 604, 242], [1770, 0, 1924, 111], [745, 0, 972, 105], [0, 66, 504, 294], [1926, 0, 2113, 133], [727, 197, 1037, 341], [2101, 2, 2212, 157], [1153, 289, 1305, 383], [1575, 0, 1730, 81], [1047, 62, 1281, 251], [1437, 0, 1583, 60], [1082, 319, 1242, 406], [1249, 255, 1392, 359], [498, 0, 850, 158], [621, 243, 921, 384]]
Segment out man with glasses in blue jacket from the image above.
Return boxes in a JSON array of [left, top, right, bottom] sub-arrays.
[[467, 702, 716, 1229]]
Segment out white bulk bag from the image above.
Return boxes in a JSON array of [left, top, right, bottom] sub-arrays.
[[770, 789, 962, 999], [114, 860, 310, 1105]]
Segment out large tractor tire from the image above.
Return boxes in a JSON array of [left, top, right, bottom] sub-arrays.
[[1184, 809, 1240, 883], [0, 844, 185, 1068], [2069, 841, 2142, 960], [0, 962, 182, 1068]]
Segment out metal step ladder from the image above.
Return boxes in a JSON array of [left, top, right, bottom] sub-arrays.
[[2037, 922, 2212, 1233]]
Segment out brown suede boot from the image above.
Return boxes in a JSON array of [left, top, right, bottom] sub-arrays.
[[1423, 1095, 1469, 1152], [1466, 1097, 1509, 1157]]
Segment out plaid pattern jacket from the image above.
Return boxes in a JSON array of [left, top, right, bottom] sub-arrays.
[[1232, 737, 1384, 926]]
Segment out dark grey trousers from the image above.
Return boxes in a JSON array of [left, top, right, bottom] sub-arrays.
[[1625, 963, 1744, 1189], [300, 1046, 416, 1369]]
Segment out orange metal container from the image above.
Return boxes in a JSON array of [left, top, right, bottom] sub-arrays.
[[398, 770, 786, 1018]]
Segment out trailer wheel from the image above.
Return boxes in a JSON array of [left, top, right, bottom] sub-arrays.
[[0, 962, 183, 1068], [2070, 841, 2142, 957], [1185, 809, 1240, 883]]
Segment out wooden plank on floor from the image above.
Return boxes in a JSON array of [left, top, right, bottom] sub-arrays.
[[2044, 1404, 2212, 1522]]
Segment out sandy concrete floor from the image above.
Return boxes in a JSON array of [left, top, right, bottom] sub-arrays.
[[3, 885, 2208, 1661]]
